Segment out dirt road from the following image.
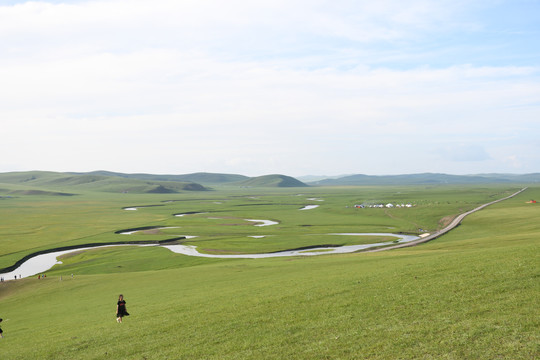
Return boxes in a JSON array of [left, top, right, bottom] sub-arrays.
[[365, 187, 527, 252]]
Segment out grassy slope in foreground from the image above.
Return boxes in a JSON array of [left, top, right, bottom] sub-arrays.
[[0, 187, 538, 359]]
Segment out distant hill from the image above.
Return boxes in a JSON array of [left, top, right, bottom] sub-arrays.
[[76, 171, 306, 187], [2, 171, 537, 193], [0, 171, 67, 184], [75, 171, 249, 185], [0, 171, 309, 192], [171, 172, 249, 184], [237, 174, 308, 187], [309, 173, 540, 186], [0, 171, 208, 194], [473, 173, 540, 183], [8, 189, 76, 196], [297, 174, 353, 182]]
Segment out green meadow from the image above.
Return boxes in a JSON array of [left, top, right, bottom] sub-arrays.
[[0, 181, 538, 359]]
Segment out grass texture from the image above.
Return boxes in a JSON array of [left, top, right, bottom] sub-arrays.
[[0, 183, 538, 359]]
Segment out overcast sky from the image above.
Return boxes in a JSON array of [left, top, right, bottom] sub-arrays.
[[1, 0, 539, 176]]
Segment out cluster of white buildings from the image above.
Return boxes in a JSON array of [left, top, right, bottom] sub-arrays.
[[354, 203, 414, 209]]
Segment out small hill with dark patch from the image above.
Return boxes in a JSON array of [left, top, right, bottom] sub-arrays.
[[145, 185, 176, 194], [237, 174, 308, 187]]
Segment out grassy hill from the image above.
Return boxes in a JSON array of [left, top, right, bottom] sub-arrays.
[[310, 172, 540, 186], [236, 174, 308, 187], [6, 171, 537, 190], [0, 171, 208, 194], [476, 173, 540, 183], [7, 189, 76, 196], [0, 171, 310, 192], [76, 171, 249, 185], [76, 171, 305, 187]]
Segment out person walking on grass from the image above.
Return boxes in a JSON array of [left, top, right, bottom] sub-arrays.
[[116, 294, 129, 323]]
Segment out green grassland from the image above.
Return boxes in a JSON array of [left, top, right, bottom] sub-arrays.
[[0, 181, 521, 267], [0, 179, 538, 359]]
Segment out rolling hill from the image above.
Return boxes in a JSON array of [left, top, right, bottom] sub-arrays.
[[0, 171, 208, 194], [2, 171, 537, 193], [309, 172, 540, 186], [236, 174, 308, 187], [74, 171, 249, 185], [72, 171, 308, 188], [0, 171, 309, 193]]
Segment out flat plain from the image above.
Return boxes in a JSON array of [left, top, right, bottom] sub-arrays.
[[0, 178, 538, 359]]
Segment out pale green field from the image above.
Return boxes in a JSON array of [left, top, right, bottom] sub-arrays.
[[0, 183, 538, 359]]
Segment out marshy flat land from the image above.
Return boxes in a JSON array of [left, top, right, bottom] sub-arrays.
[[0, 176, 538, 359]]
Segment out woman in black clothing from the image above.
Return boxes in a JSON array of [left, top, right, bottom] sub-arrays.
[[116, 294, 129, 323]]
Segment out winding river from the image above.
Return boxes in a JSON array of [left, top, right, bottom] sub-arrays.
[[2, 188, 525, 281], [0, 233, 418, 280], [162, 233, 418, 258], [0, 244, 155, 280]]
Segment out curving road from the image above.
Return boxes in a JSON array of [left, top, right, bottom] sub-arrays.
[[366, 187, 528, 253]]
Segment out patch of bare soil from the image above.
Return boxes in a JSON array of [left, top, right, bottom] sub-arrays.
[[438, 215, 456, 229]]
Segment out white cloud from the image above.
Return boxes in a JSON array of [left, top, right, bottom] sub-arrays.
[[0, 0, 539, 175], [437, 143, 491, 162], [502, 155, 522, 169]]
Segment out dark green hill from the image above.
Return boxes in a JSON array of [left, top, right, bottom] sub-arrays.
[[237, 174, 308, 187]]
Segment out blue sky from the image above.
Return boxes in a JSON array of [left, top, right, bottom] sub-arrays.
[[1, 0, 539, 176]]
